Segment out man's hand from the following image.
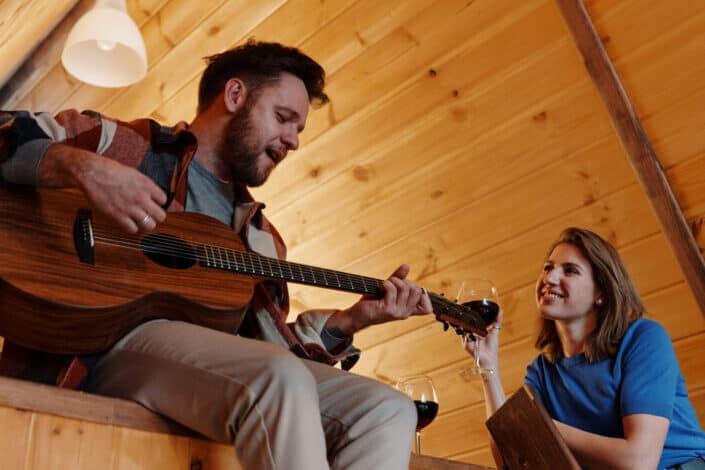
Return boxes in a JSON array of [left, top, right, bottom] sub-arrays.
[[325, 264, 433, 336], [39, 143, 167, 233]]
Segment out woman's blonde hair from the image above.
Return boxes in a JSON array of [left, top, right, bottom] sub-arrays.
[[535, 227, 645, 363]]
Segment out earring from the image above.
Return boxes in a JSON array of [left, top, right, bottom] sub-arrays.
[[596, 298, 603, 306]]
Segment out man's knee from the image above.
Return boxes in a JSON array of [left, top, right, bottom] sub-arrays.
[[229, 352, 319, 439], [259, 351, 317, 394], [360, 381, 417, 432], [385, 387, 417, 430]]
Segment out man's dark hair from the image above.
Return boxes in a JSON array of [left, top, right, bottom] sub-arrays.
[[198, 40, 329, 112]]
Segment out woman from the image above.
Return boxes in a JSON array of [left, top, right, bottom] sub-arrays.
[[467, 227, 705, 469]]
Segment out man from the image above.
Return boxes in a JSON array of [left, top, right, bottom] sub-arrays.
[[0, 41, 432, 469]]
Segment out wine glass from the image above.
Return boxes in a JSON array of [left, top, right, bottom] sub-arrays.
[[395, 375, 439, 455], [457, 279, 500, 379]]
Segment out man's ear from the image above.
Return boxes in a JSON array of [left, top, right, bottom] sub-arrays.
[[223, 78, 246, 113]]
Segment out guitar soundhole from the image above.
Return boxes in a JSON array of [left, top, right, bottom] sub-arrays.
[[141, 233, 196, 270]]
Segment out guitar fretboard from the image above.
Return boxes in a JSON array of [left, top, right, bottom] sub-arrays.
[[197, 243, 384, 295]]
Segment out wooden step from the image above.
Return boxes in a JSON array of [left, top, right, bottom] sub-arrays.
[[0, 376, 493, 469]]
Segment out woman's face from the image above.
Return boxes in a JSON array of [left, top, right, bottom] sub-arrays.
[[536, 243, 602, 323]]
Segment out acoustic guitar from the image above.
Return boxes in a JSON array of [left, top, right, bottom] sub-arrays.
[[0, 187, 488, 355]]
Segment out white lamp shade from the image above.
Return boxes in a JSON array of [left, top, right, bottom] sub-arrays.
[[61, 5, 147, 88]]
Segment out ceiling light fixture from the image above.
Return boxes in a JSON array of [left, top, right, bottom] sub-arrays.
[[61, 0, 147, 88]]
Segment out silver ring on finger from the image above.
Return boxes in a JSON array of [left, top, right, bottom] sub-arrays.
[[141, 214, 152, 225]]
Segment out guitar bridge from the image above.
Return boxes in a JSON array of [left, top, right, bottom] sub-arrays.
[[73, 209, 95, 265]]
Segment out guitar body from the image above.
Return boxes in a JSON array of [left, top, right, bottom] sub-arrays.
[[0, 187, 255, 354]]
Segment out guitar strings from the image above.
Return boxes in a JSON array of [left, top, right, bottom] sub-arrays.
[[32, 213, 382, 292], [88, 229, 382, 293]]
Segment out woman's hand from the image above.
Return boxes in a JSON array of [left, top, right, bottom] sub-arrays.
[[463, 308, 503, 372]]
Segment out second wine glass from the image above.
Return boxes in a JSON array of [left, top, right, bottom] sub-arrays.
[[457, 279, 499, 379], [395, 374, 439, 455]]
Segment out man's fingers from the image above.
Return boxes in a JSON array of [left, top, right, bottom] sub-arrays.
[[117, 214, 139, 234], [127, 206, 155, 232], [416, 287, 433, 314], [148, 183, 168, 207], [389, 277, 410, 307], [389, 264, 410, 280], [121, 183, 168, 231], [381, 279, 397, 305], [144, 198, 167, 223]]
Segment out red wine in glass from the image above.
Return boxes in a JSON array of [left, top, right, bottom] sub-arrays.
[[414, 400, 439, 431], [462, 299, 500, 326]]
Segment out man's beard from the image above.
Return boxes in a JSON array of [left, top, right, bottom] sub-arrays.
[[222, 101, 268, 187]]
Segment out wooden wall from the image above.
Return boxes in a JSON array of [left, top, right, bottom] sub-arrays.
[[0, 406, 239, 469], [1, 0, 704, 466]]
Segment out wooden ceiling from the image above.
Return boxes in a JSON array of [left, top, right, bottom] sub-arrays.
[[2, 0, 704, 465]]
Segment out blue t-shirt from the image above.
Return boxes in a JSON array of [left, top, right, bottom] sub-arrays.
[[525, 318, 705, 469]]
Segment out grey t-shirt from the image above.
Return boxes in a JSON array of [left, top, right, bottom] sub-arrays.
[[184, 157, 234, 226]]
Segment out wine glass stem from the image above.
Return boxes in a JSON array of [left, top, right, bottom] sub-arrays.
[[415, 431, 421, 455], [475, 339, 481, 369]]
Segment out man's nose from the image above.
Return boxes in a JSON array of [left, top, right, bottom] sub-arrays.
[[282, 127, 299, 151]]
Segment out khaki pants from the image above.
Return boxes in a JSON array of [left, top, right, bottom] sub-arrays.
[[84, 320, 416, 470]]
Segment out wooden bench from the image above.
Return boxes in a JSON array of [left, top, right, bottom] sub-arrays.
[[0, 376, 493, 469]]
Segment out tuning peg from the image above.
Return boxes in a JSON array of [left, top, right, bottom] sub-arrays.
[[442, 321, 449, 331]]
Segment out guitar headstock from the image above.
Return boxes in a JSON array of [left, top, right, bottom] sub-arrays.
[[428, 292, 489, 337]]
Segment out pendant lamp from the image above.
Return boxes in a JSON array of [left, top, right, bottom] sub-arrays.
[[61, 0, 147, 88]]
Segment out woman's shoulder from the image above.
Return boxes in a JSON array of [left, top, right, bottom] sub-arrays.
[[625, 317, 669, 341], [619, 317, 673, 358]]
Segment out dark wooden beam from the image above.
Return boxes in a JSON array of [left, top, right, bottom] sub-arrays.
[[555, 0, 705, 317], [0, 0, 89, 109]]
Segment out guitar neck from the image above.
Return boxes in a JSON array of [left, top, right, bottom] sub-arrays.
[[198, 243, 384, 296], [185, 236, 485, 336]]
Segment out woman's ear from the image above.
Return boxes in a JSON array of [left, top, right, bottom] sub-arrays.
[[593, 285, 605, 307], [223, 78, 246, 113]]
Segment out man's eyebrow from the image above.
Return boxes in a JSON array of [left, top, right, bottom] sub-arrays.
[[276, 106, 299, 119]]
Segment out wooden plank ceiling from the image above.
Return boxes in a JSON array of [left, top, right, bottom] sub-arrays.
[[2, 0, 704, 465]]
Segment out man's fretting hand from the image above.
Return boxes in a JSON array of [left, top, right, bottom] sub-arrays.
[[325, 264, 433, 336]]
